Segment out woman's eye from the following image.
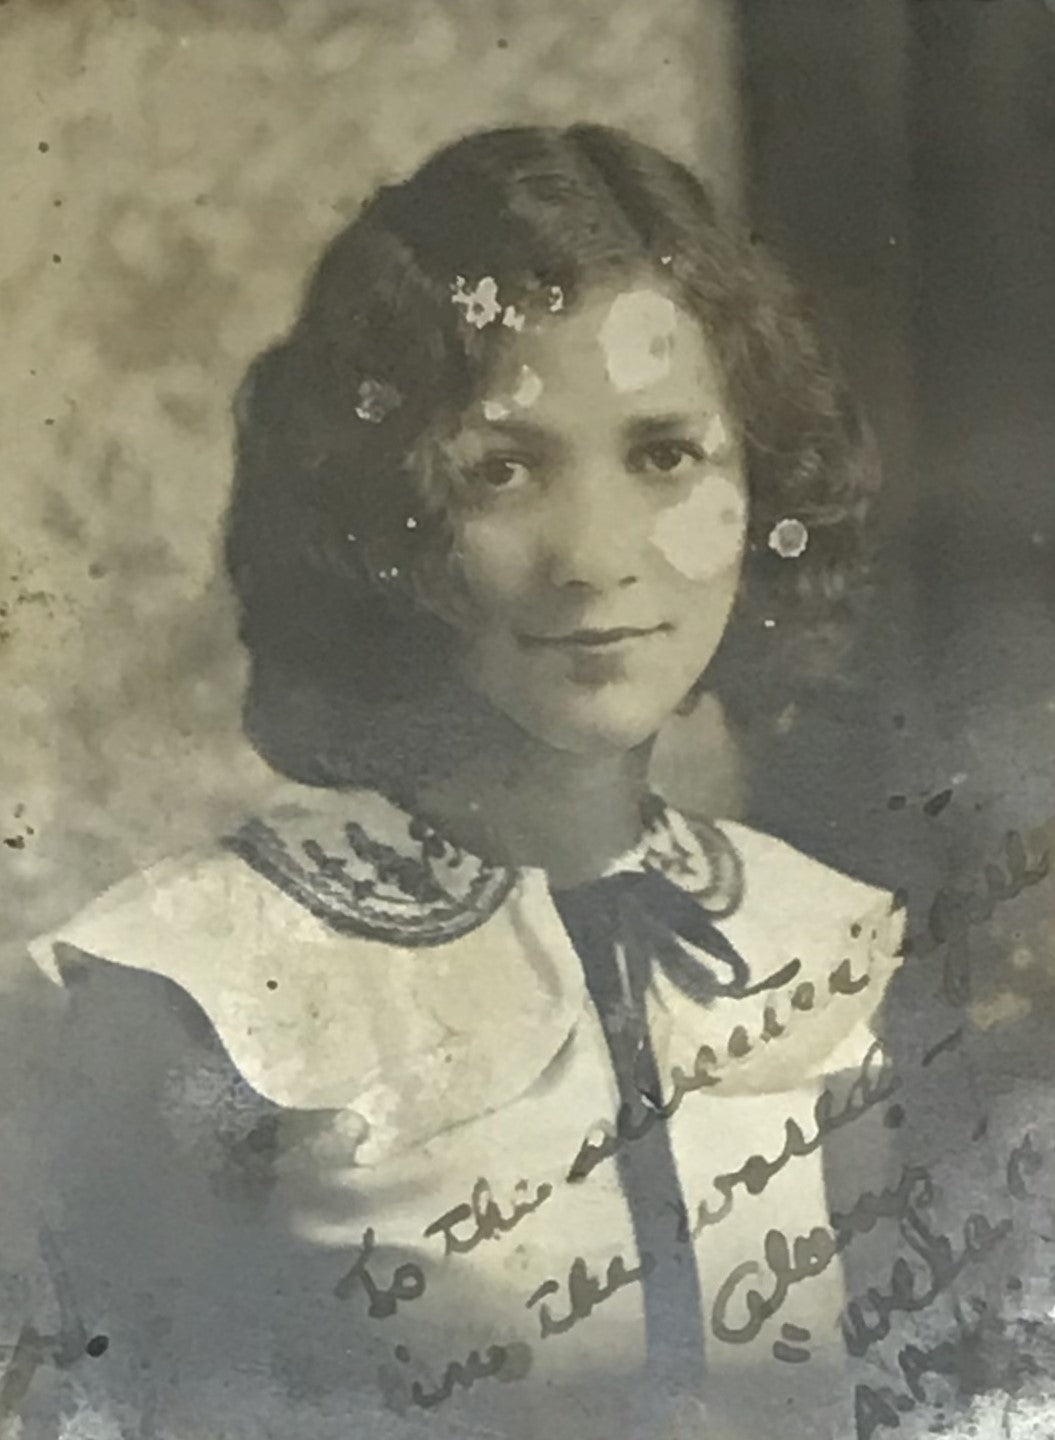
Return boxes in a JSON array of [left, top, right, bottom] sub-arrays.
[[472, 456, 534, 492], [630, 440, 706, 477]]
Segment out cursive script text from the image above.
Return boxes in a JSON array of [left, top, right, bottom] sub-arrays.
[[424, 1177, 553, 1257], [675, 1040, 898, 1241], [525, 1251, 655, 1339], [568, 951, 876, 1183], [334, 1227, 426, 1319]]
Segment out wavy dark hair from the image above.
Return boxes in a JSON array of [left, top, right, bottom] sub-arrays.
[[224, 123, 880, 799]]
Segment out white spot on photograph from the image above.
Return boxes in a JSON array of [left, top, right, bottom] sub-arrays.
[[597, 289, 678, 393], [768, 517, 809, 559], [512, 365, 543, 409], [355, 377, 401, 423], [703, 413, 730, 457], [650, 477, 746, 580], [451, 274, 502, 328]]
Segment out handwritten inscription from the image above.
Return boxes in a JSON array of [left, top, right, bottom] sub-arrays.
[[568, 950, 876, 1183], [848, 1131, 1046, 1438], [710, 1156, 1011, 1348], [854, 1314, 1026, 1440], [928, 829, 1050, 1001], [843, 1207, 1011, 1357], [674, 1040, 897, 1242], [381, 1338, 534, 1412], [340, 814, 1050, 1434], [424, 1177, 553, 1256], [1006, 1130, 1042, 1202], [334, 1227, 426, 1318], [402, 1340, 534, 1410], [525, 1251, 655, 1339]]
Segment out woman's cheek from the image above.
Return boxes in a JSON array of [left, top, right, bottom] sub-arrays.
[[648, 474, 747, 582], [455, 515, 537, 619]]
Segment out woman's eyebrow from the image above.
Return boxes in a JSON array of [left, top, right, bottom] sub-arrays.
[[468, 416, 558, 448], [621, 412, 715, 442]]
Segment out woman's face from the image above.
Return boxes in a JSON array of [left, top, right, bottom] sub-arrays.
[[428, 279, 749, 756]]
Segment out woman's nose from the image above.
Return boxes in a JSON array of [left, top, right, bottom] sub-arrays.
[[543, 472, 644, 593]]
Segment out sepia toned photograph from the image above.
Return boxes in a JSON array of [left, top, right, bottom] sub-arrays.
[[2, 3, 1054, 1437]]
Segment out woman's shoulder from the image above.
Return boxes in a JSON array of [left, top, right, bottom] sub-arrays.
[[674, 811, 907, 1086], [29, 784, 519, 990], [27, 785, 582, 1121], [31, 785, 511, 977], [676, 811, 906, 973], [717, 816, 904, 939]]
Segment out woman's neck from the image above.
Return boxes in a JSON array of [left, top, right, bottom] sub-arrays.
[[412, 729, 655, 888]]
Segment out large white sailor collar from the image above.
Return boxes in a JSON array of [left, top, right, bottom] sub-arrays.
[[29, 787, 585, 1131], [30, 787, 904, 1141], [212, 788, 906, 1102]]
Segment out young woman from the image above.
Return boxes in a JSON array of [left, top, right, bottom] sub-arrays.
[[31, 125, 907, 1439]]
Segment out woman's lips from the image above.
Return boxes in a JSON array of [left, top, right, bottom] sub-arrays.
[[519, 623, 672, 650]]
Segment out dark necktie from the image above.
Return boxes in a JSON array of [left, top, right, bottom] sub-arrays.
[[550, 868, 761, 1395]]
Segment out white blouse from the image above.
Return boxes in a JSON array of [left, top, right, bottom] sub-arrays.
[[31, 785, 910, 1440]]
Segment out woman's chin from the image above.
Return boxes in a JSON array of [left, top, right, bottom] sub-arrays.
[[511, 697, 671, 758]]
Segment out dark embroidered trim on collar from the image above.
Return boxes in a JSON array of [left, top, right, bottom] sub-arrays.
[[221, 793, 741, 949], [630, 796, 744, 918], [223, 814, 517, 948]]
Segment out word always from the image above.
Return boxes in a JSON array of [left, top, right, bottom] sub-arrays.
[[711, 1165, 1009, 1347]]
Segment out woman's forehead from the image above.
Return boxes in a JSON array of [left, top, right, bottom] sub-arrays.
[[475, 281, 728, 418]]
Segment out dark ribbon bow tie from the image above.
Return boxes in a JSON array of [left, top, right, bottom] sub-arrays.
[[554, 871, 723, 1109], [551, 869, 801, 1077]]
